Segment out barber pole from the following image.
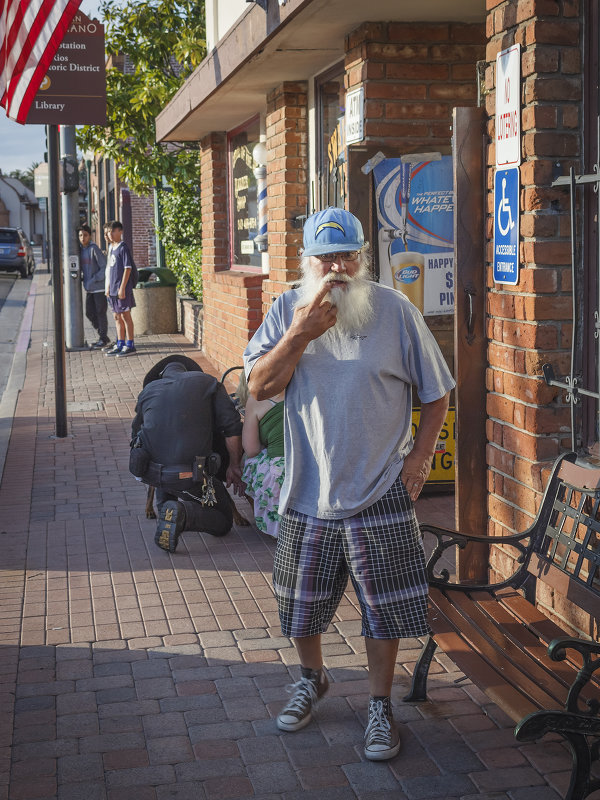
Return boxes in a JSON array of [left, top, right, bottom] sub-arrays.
[[252, 138, 268, 264]]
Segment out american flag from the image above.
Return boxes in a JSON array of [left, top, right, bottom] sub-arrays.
[[0, 0, 81, 124]]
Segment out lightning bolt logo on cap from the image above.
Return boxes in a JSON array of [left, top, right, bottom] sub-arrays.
[[316, 221, 345, 237]]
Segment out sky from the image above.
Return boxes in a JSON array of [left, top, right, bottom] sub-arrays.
[[0, 0, 101, 174]]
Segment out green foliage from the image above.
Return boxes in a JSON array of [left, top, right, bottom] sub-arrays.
[[159, 180, 203, 301], [76, 1, 206, 299], [78, 0, 206, 194], [7, 161, 39, 192]]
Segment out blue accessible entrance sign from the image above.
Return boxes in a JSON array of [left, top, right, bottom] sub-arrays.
[[493, 167, 519, 285]]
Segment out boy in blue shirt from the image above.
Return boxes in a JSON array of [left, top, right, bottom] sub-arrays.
[[78, 224, 110, 349], [105, 220, 137, 357]]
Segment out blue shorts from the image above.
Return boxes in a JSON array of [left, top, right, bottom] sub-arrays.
[[108, 293, 136, 314], [273, 475, 430, 639]]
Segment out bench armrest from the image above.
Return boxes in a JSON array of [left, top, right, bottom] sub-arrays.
[[421, 522, 535, 592], [548, 637, 600, 717]]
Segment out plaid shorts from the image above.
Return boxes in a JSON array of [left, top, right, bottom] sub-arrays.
[[273, 475, 430, 639]]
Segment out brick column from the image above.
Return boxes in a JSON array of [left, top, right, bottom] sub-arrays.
[[345, 22, 485, 151], [200, 133, 228, 276], [262, 82, 308, 313], [199, 132, 264, 373], [485, 1, 582, 573]]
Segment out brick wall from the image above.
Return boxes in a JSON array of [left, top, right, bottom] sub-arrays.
[[345, 22, 486, 151], [262, 82, 309, 314], [130, 193, 155, 268], [200, 133, 264, 374], [484, 1, 582, 607]]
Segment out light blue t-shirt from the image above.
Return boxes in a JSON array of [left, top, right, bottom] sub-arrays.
[[244, 282, 455, 520]]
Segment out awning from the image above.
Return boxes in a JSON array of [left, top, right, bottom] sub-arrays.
[[156, 0, 485, 143]]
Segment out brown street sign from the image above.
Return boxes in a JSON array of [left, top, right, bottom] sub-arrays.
[[25, 10, 107, 125]]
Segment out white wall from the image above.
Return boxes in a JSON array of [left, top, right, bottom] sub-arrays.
[[206, 0, 249, 51], [0, 176, 43, 240], [0, 177, 23, 228]]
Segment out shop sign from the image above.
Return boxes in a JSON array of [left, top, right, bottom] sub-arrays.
[[412, 406, 455, 485], [493, 167, 519, 285], [25, 11, 106, 125], [495, 43, 521, 168], [373, 156, 454, 316], [345, 86, 364, 145]]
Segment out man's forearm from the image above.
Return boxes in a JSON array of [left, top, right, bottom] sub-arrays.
[[224, 435, 243, 468], [412, 393, 450, 461], [248, 329, 309, 400]]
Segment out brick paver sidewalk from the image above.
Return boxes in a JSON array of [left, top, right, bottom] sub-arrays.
[[0, 271, 574, 799]]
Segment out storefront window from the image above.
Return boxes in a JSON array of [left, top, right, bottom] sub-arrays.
[[228, 116, 261, 268], [316, 63, 346, 210]]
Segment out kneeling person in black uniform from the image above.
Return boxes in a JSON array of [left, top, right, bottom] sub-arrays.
[[131, 355, 245, 552]]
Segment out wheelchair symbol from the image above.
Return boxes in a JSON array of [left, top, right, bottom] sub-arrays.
[[497, 177, 515, 237]]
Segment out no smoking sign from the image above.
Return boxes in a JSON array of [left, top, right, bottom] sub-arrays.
[[496, 43, 521, 168]]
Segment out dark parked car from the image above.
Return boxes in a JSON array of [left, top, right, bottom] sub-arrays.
[[0, 227, 35, 278]]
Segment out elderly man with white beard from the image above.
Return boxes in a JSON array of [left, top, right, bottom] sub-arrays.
[[244, 207, 454, 761]]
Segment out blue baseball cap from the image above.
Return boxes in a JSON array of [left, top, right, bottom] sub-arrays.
[[302, 207, 364, 257]]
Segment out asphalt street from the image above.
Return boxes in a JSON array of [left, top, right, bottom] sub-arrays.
[[0, 248, 42, 482], [0, 273, 17, 310]]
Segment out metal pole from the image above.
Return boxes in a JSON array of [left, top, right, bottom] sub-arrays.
[[153, 182, 166, 270], [86, 159, 92, 226], [47, 124, 68, 438], [60, 125, 85, 349]]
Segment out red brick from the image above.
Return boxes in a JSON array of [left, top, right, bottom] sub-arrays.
[[524, 76, 581, 103], [521, 46, 560, 77], [103, 748, 149, 770], [487, 394, 516, 424], [516, 0, 560, 22], [526, 19, 580, 46], [521, 105, 557, 131]]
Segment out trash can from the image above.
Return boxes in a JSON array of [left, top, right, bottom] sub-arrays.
[[131, 268, 178, 335]]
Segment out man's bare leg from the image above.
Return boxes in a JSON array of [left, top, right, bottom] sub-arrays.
[[292, 634, 322, 670], [365, 637, 399, 696]]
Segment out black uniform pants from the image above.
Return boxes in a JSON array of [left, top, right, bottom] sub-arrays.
[[156, 477, 232, 537]]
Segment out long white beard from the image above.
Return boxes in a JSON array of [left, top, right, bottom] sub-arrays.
[[295, 262, 374, 333]]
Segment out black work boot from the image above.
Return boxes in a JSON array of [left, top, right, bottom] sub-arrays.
[[155, 501, 186, 553]]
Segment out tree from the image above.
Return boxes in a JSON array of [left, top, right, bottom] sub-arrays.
[[8, 161, 38, 192], [77, 1, 206, 298]]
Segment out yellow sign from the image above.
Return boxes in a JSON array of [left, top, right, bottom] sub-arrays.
[[411, 406, 455, 485]]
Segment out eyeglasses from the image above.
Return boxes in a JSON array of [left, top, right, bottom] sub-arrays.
[[314, 251, 360, 263]]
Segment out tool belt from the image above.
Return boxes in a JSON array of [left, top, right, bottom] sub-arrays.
[[142, 455, 220, 487], [129, 432, 221, 488]]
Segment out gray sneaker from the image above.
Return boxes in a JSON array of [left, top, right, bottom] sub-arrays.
[[105, 344, 122, 356], [364, 697, 401, 761], [277, 670, 329, 732]]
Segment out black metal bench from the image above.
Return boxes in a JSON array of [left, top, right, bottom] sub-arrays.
[[407, 452, 600, 800]]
